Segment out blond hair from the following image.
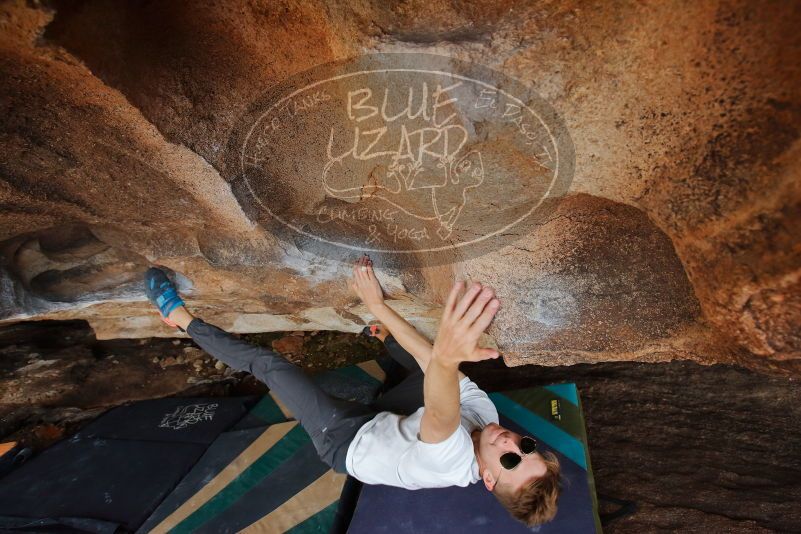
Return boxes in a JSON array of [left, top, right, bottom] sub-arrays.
[[494, 451, 561, 526]]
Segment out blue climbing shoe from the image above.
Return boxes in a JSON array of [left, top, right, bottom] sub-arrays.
[[144, 267, 184, 321]]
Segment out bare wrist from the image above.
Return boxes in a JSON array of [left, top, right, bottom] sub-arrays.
[[431, 349, 461, 369]]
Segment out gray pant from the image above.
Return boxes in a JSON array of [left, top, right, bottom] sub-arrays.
[[187, 319, 424, 474]]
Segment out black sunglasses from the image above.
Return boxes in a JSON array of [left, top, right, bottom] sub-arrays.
[[499, 436, 538, 471]]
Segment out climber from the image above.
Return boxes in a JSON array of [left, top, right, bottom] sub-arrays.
[[143, 257, 561, 527]]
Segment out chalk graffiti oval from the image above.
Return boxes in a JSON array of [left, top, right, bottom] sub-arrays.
[[226, 54, 574, 266]]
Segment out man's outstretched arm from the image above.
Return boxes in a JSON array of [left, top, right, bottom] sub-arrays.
[[351, 255, 464, 377], [419, 281, 500, 444]]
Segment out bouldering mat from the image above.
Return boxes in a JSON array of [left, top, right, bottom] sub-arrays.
[[346, 383, 601, 533], [138, 360, 388, 533], [0, 397, 256, 532], [139, 421, 347, 534]]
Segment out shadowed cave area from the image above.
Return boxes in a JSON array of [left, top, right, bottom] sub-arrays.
[[0, 0, 800, 532]]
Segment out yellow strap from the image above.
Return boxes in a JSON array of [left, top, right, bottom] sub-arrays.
[[357, 360, 386, 382], [240, 469, 347, 534], [150, 421, 298, 534]]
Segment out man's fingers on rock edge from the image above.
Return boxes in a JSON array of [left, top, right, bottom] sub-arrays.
[[464, 286, 494, 325], [470, 298, 499, 336], [453, 282, 483, 320], [444, 280, 464, 316]]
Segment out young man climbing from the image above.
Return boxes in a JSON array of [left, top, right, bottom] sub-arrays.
[[144, 255, 560, 527]]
